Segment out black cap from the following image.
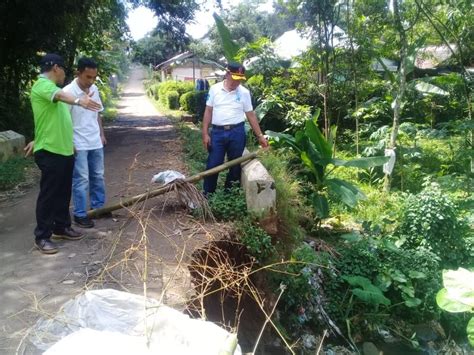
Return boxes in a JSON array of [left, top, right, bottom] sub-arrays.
[[40, 53, 65, 68], [226, 62, 246, 80]]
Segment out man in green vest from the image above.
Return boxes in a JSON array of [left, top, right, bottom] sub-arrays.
[[30, 53, 101, 254]]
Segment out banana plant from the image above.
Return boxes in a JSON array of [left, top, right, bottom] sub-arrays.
[[267, 109, 389, 219]]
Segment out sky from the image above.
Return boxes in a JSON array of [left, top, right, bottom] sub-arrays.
[[126, 1, 274, 41]]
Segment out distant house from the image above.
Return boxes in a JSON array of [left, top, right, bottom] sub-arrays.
[[155, 51, 222, 82]]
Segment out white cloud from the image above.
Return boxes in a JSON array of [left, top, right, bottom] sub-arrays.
[[126, 6, 158, 41]]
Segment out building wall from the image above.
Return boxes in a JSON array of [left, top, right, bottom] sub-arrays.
[[166, 64, 218, 82]]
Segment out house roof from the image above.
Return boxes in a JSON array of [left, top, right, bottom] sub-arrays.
[[155, 51, 223, 71], [155, 51, 194, 70], [415, 44, 457, 69]]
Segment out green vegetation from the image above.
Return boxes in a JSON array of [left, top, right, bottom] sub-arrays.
[[0, 157, 34, 191]]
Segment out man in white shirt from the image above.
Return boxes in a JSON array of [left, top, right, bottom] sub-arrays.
[[63, 58, 107, 228], [202, 62, 268, 195]]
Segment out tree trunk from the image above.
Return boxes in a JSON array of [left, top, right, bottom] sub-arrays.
[[384, 0, 408, 192], [87, 152, 258, 218]]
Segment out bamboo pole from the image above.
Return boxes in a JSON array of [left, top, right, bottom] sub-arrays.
[[87, 152, 258, 218]]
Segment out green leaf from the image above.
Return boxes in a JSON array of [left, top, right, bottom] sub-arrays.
[[403, 296, 422, 308], [329, 156, 390, 169], [326, 178, 366, 208], [343, 275, 391, 306], [467, 317, 474, 347], [213, 13, 239, 61], [391, 269, 408, 283], [266, 130, 301, 152], [409, 271, 426, 279], [312, 194, 329, 219], [414, 82, 449, 96], [434, 268, 474, 314], [304, 119, 332, 159], [436, 288, 472, 313], [442, 268, 474, 308], [341, 232, 362, 243]]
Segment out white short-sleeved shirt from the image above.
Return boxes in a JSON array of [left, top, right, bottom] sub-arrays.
[[206, 81, 253, 125], [63, 79, 104, 150]]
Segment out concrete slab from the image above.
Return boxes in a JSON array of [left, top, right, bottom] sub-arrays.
[[0, 130, 25, 162]]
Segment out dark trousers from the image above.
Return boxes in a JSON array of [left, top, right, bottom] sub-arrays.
[[203, 125, 246, 194], [34, 150, 74, 240]]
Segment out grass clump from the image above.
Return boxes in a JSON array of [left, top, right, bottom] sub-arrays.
[[0, 157, 33, 190]]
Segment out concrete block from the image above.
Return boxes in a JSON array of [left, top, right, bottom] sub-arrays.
[[241, 152, 278, 235], [181, 114, 196, 123], [0, 130, 25, 162]]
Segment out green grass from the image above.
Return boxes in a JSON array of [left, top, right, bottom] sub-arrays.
[[0, 156, 34, 191]]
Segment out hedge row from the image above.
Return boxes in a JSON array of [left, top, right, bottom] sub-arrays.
[[179, 90, 208, 119]]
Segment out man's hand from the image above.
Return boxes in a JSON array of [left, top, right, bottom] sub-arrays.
[[79, 92, 102, 111], [24, 141, 34, 157], [202, 133, 211, 150], [258, 135, 269, 148], [101, 134, 107, 146]]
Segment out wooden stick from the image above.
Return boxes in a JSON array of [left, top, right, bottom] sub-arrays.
[[87, 152, 258, 218]]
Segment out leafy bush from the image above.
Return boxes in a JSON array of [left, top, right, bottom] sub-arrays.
[[208, 185, 248, 221], [321, 236, 443, 336], [158, 80, 194, 106], [148, 83, 160, 100], [270, 244, 323, 333], [0, 157, 33, 190], [395, 183, 470, 268], [179, 91, 194, 112], [166, 90, 179, 109], [236, 218, 275, 262], [259, 150, 304, 250]]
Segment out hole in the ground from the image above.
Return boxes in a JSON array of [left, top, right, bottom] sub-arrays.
[[187, 239, 288, 354]]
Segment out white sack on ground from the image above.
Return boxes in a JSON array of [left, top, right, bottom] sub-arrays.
[[27, 289, 241, 355]]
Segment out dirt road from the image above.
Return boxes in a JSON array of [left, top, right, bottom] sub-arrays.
[[0, 67, 213, 353]]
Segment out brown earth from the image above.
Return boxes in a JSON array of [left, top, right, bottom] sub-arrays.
[[0, 67, 225, 354]]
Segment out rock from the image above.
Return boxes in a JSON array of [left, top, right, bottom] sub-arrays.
[[0, 130, 25, 162], [362, 342, 380, 355], [68, 253, 76, 258], [240, 150, 277, 235], [62, 280, 75, 285]]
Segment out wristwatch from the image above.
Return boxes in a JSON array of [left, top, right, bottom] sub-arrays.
[[74, 98, 80, 105]]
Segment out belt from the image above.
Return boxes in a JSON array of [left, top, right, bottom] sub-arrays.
[[212, 122, 244, 130]]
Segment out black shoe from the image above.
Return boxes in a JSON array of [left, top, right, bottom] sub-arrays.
[[52, 227, 85, 241], [35, 239, 59, 254], [74, 216, 95, 228]]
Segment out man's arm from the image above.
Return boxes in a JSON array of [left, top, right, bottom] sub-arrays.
[[98, 114, 107, 145], [54, 90, 102, 111], [202, 105, 213, 149], [245, 111, 269, 148]]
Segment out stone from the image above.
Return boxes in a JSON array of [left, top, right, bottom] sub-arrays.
[[241, 150, 277, 235], [362, 342, 381, 355], [0, 130, 25, 162], [181, 114, 196, 123]]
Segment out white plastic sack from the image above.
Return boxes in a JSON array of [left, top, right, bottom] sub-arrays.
[[151, 170, 186, 185], [28, 289, 241, 355], [383, 148, 396, 175]]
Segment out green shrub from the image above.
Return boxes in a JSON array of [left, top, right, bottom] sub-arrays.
[[166, 90, 179, 109], [0, 157, 33, 190], [395, 183, 470, 268], [177, 81, 194, 96], [159, 81, 180, 105], [259, 150, 304, 250], [179, 91, 194, 112], [208, 185, 248, 221], [236, 218, 275, 263]]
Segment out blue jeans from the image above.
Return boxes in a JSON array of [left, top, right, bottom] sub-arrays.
[[72, 148, 105, 217], [203, 125, 246, 194]]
